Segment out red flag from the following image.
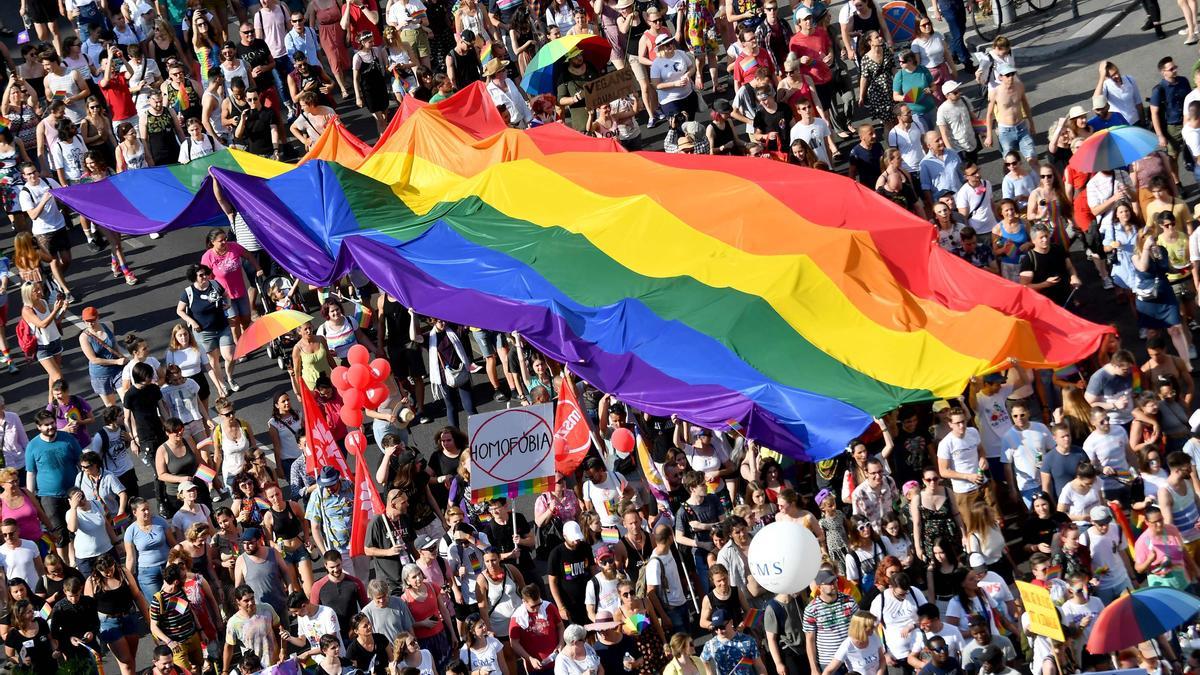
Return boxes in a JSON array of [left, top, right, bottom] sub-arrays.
[[348, 436, 384, 557], [299, 379, 350, 478], [553, 375, 592, 476]]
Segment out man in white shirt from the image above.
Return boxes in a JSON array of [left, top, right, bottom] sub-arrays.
[[1080, 505, 1135, 603], [1082, 407, 1136, 502], [483, 59, 531, 128], [0, 519, 44, 586], [790, 98, 837, 165], [937, 80, 978, 165], [868, 573, 926, 663], [283, 592, 343, 659], [385, 0, 432, 68], [888, 104, 926, 177], [971, 372, 1016, 463], [581, 457, 632, 531], [17, 163, 72, 298], [645, 524, 690, 633], [1001, 401, 1053, 508], [955, 162, 998, 244], [937, 408, 997, 517], [908, 603, 964, 671]]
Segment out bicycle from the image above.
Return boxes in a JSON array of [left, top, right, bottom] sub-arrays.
[[971, 0, 1059, 43]]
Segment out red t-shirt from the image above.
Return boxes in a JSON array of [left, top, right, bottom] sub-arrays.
[[1066, 166, 1094, 231], [508, 602, 562, 662], [100, 72, 137, 121], [348, 0, 383, 44], [732, 50, 776, 88], [789, 30, 832, 61]]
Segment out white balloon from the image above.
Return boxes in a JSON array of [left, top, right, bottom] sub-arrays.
[[747, 520, 822, 594]]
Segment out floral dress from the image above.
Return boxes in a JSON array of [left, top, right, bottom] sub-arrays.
[[686, 0, 718, 52], [919, 497, 960, 557], [0, 146, 22, 214], [860, 47, 896, 125], [819, 512, 849, 574]]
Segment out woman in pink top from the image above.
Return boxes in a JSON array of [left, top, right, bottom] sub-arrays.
[[0, 468, 51, 545], [199, 228, 264, 341]]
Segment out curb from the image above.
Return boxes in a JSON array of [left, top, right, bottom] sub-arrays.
[[1015, 0, 1137, 65]]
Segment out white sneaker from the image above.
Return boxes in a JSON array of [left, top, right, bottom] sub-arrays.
[[1102, 277, 1114, 289], [149, 232, 161, 239]]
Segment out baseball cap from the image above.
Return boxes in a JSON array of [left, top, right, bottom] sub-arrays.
[[563, 520, 585, 542], [414, 534, 438, 550], [1091, 94, 1109, 110], [1090, 505, 1112, 523], [815, 569, 838, 586], [178, 480, 198, 493], [941, 80, 960, 96], [81, 307, 99, 321], [240, 527, 262, 542], [597, 544, 616, 561], [933, 190, 955, 201], [996, 63, 1017, 76], [982, 372, 1006, 384], [795, 5, 812, 18], [710, 608, 731, 628], [712, 98, 733, 114]]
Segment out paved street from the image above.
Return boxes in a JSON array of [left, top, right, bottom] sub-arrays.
[[0, 0, 1191, 670]]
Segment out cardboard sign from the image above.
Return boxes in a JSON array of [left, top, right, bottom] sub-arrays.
[[469, 404, 556, 502], [583, 68, 638, 109], [1016, 581, 1064, 642]]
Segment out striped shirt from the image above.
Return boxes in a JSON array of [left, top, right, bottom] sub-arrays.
[[150, 589, 197, 641], [802, 593, 857, 667]]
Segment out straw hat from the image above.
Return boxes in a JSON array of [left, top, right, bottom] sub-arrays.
[[482, 59, 510, 78], [615, 0, 635, 8]]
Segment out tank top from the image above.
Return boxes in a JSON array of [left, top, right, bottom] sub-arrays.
[[151, 39, 180, 76], [5, 104, 39, 150], [1169, 481, 1200, 542], [268, 414, 303, 462], [45, 70, 87, 123], [86, 325, 123, 380], [626, 16, 649, 56], [404, 582, 444, 639], [203, 89, 228, 140], [318, 318, 357, 359], [29, 302, 61, 345], [220, 421, 251, 479], [1, 494, 43, 541], [163, 442, 198, 496], [144, 109, 179, 166], [94, 579, 134, 615], [485, 571, 520, 636], [995, 221, 1029, 265], [448, 49, 481, 86], [183, 575, 217, 639], [220, 62, 250, 95], [705, 587, 745, 628], [242, 551, 287, 613], [299, 341, 330, 389], [165, 79, 202, 122], [269, 503, 303, 540]]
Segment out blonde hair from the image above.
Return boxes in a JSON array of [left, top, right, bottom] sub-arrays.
[[187, 521, 211, 541], [668, 632, 692, 658], [0, 468, 19, 485], [849, 611, 877, 643], [168, 322, 197, 351]]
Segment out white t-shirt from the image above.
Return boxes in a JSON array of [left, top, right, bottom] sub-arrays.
[[955, 181, 999, 238], [913, 624, 964, 660], [1058, 481, 1102, 518], [937, 428, 984, 494], [650, 51, 696, 104], [831, 635, 884, 673], [869, 587, 927, 658], [1060, 596, 1104, 645], [910, 33, 947, 68], [49, 134, 88, 181], [1001, 423, 1053, 493], [1101, 75, 1142, 125], [178, 134, 224, 164], [1081, 523, 1130, 590], [645, 550, 687, 608], [936, 98, 978, 153], [791, 118, 833, 165], [973, 387, 1013, 458], [162, 379, 203, 424], [975, 571, 1015, 621], [887, 123, 925, 173], [582, 471, 628, 528], [296, 605, 344, 654], [1083, 426, 1131, 474], [17, 178, 66, 235], [0, 540, 41, 585], [386, 0, 428, 30], [460, 636, 505, 675], [945, 593, 1002, 636], [122, 356, 162, 389]]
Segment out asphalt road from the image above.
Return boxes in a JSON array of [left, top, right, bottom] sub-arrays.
[[0, 1, 1188, 671]]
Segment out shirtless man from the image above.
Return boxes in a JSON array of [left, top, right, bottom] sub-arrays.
[[1143, 334, 1195, 408], [983, 63, 1037, 164]]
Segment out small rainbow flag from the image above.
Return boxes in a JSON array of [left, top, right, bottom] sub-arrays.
[[971, 116, 988, 136], [37, 604, 51, 621], [902, 87, 921, 103], [737, 654, 756, 668], [193, 464, 217, 485], [254, 497, 270, 511], [112, 511, 130, 532], [741, 608, 762, 630], [477, 511, 493, 523], [601, 527, 620, 543], [169, 596, 189, 615], [471, 475, 556, 504], [480, 41, 495, 65], [1045, 564, 1061, 580], [469, 557, 482, 574], [726, 419, 742, 432], [1113, 468, 1133, 482], [0, 116, 11, 131]]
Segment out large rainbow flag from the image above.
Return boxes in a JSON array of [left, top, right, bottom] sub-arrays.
[[54, 83, 1112, 458]]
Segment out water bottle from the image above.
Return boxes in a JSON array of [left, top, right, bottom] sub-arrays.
[[623, 653, 636, 672]]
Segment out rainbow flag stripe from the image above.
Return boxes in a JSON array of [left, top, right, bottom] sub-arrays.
[[170, 596, 189, 615], [56, 83, 1111, 459], [741, 608, 762, 630], [254, 497, 271, 511], [601, 527, 620, 543], [471, 476, 556, 504], [193, 464, 217, 484]]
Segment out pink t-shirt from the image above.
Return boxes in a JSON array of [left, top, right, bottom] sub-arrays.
[[201, 242, 250, 299], [1135, 526, 1186, 575]]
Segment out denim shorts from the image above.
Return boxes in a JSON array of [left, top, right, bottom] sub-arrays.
[[90, 369, 123, 398], [470, 329, 504, 357], [36, 338, 63, 361], [194, 326, 234, 353], [225, 295, 251, 319], [99, 612, 142, 643]]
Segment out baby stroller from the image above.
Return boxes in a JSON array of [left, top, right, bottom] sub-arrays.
[[260, 275, 307, 372]]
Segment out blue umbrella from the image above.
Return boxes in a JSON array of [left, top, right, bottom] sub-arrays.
[[1068, 124, 1161, 172]]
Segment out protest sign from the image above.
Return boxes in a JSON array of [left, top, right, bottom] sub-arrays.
[[469, 403, 556, 502], [583, 68, 638, 109], [1016, 580, 1065, 642]]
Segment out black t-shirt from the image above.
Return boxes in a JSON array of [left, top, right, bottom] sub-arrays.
[[546, 542, 594, 624], [753, 105, 793, 139], [239, 107, 277, 156], [675, 495, 722, 547], [5, 618, 54, 671], [594, 635, 640, 675], [181, 281, 230, 333], [1022, 511, 1070, 551], [427, 450, 461, 506], [1019, 245, 1071, 304], [850, 142, 884, 188], [316, 577, 364, 638], [365, 514, 406, 587], [237, 39, 275, 91], [346, 633, 389, 674], [122, 384, 165, 443], [893, 428, 933, 486], [482, 513, 534, 569]]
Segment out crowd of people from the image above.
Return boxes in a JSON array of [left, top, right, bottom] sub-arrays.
[[3, 0, 1200, 674]]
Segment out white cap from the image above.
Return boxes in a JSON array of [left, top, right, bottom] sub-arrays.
[[941, 80, 961, 96], [1089, 505, 1113, 523], [563, 520, 584, 542]]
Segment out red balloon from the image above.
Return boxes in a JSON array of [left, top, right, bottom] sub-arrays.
[[345, 430, 368, 456], [369, 358, 392, 383], [611, 427, 635, 455], [342, 387, 365, 411], [331, 365, 350, 391], [340, 405, 363, 428], [347, 363, 371, 390], [364, 386, 388, 409], [347, 344, 370, 367]]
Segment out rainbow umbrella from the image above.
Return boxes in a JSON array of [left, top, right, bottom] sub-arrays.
[[1068, 125, 1160, 172], [520, 34, 612, 96], [1086, 587, 1200, 654], [622, 613, 651, 636], [232, 309, 313, 360]]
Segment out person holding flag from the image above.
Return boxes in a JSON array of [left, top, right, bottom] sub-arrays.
[[306, 466, 358, 579], [363, 488, 413, 589], [148, 563, 204, 671]]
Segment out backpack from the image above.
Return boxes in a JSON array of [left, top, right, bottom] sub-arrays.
[[15, 319, 36, 358], [635, 554, 668, 609]]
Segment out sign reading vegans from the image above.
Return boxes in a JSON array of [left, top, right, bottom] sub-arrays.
[[469, 403, 557, 502]]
